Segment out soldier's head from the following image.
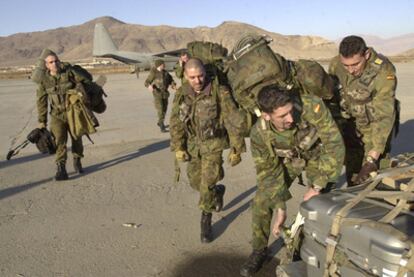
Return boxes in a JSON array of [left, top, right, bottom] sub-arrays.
[[180, 51, 190, 63], [258, 85, 294, 131], [44, 51, 60, 76], [339, 35, 370, 77], [154, 59, 165, 71], [184, 58, 206, 93]]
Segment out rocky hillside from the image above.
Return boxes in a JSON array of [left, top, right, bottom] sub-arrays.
[[0, 16, 338, 66]]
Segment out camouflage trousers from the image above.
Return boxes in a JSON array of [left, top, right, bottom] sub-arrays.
[[251, 188, 288, 250], [51, 116, 83, 164], [251, 158, 321, 250], [187, 150, 224, 213], [152, 90, 169, 124]]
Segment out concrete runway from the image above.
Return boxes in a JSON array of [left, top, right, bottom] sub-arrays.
[[0, 64, 413, 276]]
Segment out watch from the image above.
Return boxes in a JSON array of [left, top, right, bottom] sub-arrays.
[[366, 155, 377, 163]]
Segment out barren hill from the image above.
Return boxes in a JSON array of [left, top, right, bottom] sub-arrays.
[[0, 16, 338, 66]]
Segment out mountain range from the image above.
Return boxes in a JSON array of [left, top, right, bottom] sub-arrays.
[[0, 16, 413, 66]]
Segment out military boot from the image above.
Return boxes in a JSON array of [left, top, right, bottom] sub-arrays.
[[73, 157, 84, 174], [55, 162, 68, 181], [240, 248, 268, 277], [157, 122, 168, 133], [200, 211, 213, 243], [214, 184, 226, 212]]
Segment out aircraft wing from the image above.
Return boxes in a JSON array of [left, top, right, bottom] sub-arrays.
[[152, 48, 187, 57]]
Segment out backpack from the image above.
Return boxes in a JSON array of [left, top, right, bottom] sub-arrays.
[[71, 65, 107, 114], [292, 59, 334, 100], [226, 34, 291, 116], [187, 41, 228, 85], [226, 34, 335, 117]]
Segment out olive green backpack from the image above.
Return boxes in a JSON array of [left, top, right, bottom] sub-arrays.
[[186, 41, 228, 85], [225, 34, 334, 117]]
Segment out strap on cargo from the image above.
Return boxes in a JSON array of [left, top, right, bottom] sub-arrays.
[[396, 242, 414, 277], [379, 178, 414, 223], [323, 178, 381, 277]]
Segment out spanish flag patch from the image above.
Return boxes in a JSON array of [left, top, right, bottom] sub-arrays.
[[374, 58, 383, 65], [386, 75, 395, 80], [314, 104, 321, 113]]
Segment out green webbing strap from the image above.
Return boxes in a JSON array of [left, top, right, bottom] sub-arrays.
[[323, 178, 381, 277], [379, 178, 414, 223]]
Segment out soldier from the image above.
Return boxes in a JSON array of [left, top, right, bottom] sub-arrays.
[[130, 63, 140, 78], [174, 51, 190, 85], [36, 50, 92, 181], [329, 35, 398, 186], [144, 59, 176, 132], [240, 86, 344, 276], [170, 58, 246, 243]]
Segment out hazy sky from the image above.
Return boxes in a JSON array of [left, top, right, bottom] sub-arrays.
[[1, 0, 413, 39]]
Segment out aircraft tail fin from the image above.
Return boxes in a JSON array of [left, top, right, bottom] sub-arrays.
[[93, 23, 118, 56]]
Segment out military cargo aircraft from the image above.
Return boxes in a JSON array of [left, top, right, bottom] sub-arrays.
[[93, 23, 184, 71]]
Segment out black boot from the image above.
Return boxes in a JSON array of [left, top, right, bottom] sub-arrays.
[[157, 122, 167, 133], [214, 184, 226, 212], [55, 163, 68, 181], [200, 211, 213, 243], [240, 248, 268, 277], [73, 157, 84, 173]]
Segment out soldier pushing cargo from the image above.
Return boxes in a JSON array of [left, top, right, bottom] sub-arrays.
[[329, 35, 398, 186], [240, 86, 344, 276]]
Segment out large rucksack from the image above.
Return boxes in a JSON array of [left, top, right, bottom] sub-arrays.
[[226, 34, 291, 116], [187, 41, 228, 85], [226, 34, 334, 116]]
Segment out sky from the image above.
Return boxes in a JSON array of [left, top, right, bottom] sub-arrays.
[[0, 0, 413, 39]]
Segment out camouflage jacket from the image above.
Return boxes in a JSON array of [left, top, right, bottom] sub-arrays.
[[329, 48, 397, 155], [250, 94, 344, 201], [36, 62, 91, 123], [144, 67, 176, 92], [170, 80, 246, 155]]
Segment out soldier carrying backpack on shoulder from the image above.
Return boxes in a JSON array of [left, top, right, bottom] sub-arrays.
[[33, 49, 105, 181]]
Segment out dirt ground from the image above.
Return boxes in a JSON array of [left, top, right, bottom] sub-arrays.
[[1, 63, 413, 277]]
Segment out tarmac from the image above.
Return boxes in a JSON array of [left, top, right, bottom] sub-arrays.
[[0, 64, 413, 276]]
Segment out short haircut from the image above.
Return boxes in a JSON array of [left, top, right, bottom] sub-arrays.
[[339, 35, 367, 58], [257, 85, 293, 113], [184, 58, 205, 72]]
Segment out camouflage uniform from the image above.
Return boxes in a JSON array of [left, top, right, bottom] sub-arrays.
[[329, 48, 397, 182], [144, 67, 176, 126], [250, 94, 344, 250], [170, 80, 246, 212], [37, 62, 92, 164]]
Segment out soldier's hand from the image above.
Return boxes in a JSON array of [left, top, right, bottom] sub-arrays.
[[176, 150, 189, 162], [355, 160, 378, 184], [303, 186, 321, 201], [148, 85, 154, 92], [272, 208, 287, 237], [227, 148, 241, 167], [38, 122, 47, 129]]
